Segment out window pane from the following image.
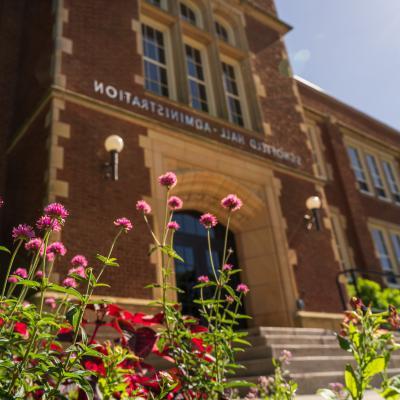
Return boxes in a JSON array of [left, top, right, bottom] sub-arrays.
[[147, 0, 162, 7], [222, 61, 244, 127], [391, 234, 400, 266], [366, 154, 387, 198], [215, 21, 229, 42], [180, 3, 197, 25], [372, 229, 394, 273], [383, 161, 400, 203], [347, 147, 370, 192], [142, 24, 169, 97]]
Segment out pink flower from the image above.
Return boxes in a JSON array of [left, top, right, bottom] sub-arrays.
[[14, 268, 28, 279], [68, 266, 86, 278], [62, 277, 78, 288], [136, 200, 152, 214], [8, 276, 18, 283], [199, 213, 218, 229], [35, 271, 43, 279], [12, 224, 35, 241], [197, 275, 209, 283], [279, 349, 292, 365], [236, 283, 249, 294], [226, 295, 234, 304], [47, 242, 67, 257], [71, 255, 88, 268], [0, 196, 3, 208], [46, 252, 55, 262], [221, 194, 243, 212], [36, 215, 61, 232], [158, 172, 177, 188], [45, 297, 57, 310], [167, 221, 180, 231], [114, 217, 133, 232], [25, 238, 43, 252], [44, 203, 69, 221], [167, 196, 183, 210], [222, 264, 233, 272]]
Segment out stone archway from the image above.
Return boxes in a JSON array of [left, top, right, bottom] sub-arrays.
[[140, 129, 299, 327]]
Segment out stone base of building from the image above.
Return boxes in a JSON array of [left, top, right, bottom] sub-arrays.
[[295, 310, 344, 331]]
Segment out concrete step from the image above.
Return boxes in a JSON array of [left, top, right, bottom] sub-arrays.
[[248, 334, 337, 347], [246, 327, 335, 337]]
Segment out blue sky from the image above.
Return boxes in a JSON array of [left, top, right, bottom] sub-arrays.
[[274, 0, 400, 130]]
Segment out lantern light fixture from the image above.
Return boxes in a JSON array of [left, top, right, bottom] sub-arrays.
[[104, 135, 124, 181], [304, 195, 322, 231]]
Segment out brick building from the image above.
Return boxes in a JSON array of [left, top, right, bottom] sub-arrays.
[[1, 0, 399, 329]]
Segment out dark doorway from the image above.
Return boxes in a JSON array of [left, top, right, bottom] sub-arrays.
[[173, 211, 246, 327]]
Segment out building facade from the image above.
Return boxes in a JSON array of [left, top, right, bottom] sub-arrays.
[[1, 0, 399, 329]]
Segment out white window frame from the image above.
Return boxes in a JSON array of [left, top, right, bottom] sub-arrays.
[[330, 210, 353, 271], [140, 16, 177, 101], [382, 160, 400, 204], [183, 37, 216, 116], [365, 153, 389, 201], [347, 146, 372, 195], [220, 55, 250, 129], [306, 122, 327, 179]]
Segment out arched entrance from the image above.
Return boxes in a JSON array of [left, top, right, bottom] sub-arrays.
[[173, 211, 244, 325]]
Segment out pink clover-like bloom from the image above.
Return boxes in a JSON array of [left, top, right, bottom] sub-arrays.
[[167, 221, 180, 231], [199, 213, 218, 229], [68, 266, 86, 278], [25, 238, 43, 252], [197, 275, 209, 283], [47, 242, 67, 257], [12, 224, 35, 241], [71, 255, 88, 268], [36, 215, 61, 232], [136, 200, 152, 214], [44, 202, 69, 221], [158, 172, 177, 188], [221, 194, 243, 212], [236, 283, 249, 294], [167, 196, 183, 210], [14, 268, 28, 279], [114, 217, 133, 232], [62, 277, 78, 288]]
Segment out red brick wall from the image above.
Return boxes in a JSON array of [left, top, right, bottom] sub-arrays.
[[57, 102, 155, 298], [276, 172, 343, 312]]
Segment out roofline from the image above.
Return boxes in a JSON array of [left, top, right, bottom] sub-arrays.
[[295, 76, 400, 136]]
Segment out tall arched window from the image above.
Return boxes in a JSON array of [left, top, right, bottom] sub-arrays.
[[179, 1, 202, 27], [173, 211, 245, 325], [214, 18, 235, 46]]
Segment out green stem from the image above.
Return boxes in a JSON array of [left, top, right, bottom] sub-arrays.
[[1, 240, 23, 300]]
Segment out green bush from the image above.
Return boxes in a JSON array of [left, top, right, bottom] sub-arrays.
[[348, 278, 400, 310]]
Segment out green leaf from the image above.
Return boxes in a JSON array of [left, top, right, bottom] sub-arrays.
[[224, 380, 256, 389], [76, 377, 94, 400], [48, 283, 83, 301], [0, 246, 11, 254], [14, 279, 41, 288], [364, 357, 386, 379], [160, 245, 184, 262], [337, 333, 351, 351], [345, 364, 359, 399], [66, 305, 80, 328], [96, 254, 119, 267]]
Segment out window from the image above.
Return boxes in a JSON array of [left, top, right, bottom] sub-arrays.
[[142, 24, 170, 97], [147, 0, 162, 7], [347, 147, 370, 193], [185, 44, 209, 112], [371, 228, 397, 283], [222, 61, 245, 127], [307, 123, 327, 179], [382, 161, 400, 203], [365, 153, 387, 199], [180, 2, 198, 26]]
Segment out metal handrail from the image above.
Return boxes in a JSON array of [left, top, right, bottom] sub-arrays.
[[336, 268, 400, 310]]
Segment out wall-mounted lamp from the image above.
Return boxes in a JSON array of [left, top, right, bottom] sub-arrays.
[[104, 135, 124, 181], [304, 195, 322, 231]]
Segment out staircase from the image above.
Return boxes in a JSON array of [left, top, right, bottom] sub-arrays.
[[235, 326, 400, 394]]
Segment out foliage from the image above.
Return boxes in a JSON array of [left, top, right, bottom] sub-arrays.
[[0, 173, 252, 399], [348, 278, 400, 310], [318, 298, 400, 400]]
